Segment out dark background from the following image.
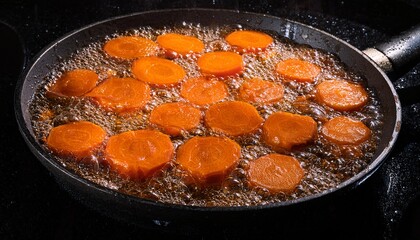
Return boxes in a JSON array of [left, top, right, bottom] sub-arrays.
[[1, 0, 419, 239]]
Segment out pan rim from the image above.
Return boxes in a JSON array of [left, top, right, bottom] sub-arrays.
[[14, 8, 402, 213]]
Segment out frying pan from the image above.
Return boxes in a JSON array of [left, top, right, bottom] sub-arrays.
[[14, 9, 420, 230]]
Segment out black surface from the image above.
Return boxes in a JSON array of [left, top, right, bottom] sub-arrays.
[[1, 1, 419, 240]]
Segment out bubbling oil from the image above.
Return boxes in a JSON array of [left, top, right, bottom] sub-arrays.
[[29, 24, 383, 207]]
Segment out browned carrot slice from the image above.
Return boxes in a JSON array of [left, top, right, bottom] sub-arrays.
[[104, 130, 173, 180], [85, 77, 150, 114], [205, 101, 263, 136], [225, 30, 273, 53], [238, 77, 284, 104], [262, 111, 317, 151], [180, 77, 228, 106], [131, 56, 186, 86], [46, 121, 106, 160], [275, 59, 321, 82], [315, 79, 368, 111], [321, 116, 371, 145], [248, 153, 304, 193], [149, 102, 202, 136], [177, 136, 241, 184], [197, 51, 244, 77], [47, 69, 98, 97], [103, 36, 158, 59], [157, 33, 205, 57]]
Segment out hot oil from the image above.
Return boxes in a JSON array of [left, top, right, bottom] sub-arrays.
[[29, 24, 383, 207]]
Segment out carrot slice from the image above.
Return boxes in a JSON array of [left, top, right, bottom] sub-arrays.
[[85, 77, 150, 114], [104, 130, 173, 180], [46, 121, 106, 160], [275, 58, 321, 82], [103, 36, 158, 59], [262, 112, 317, 151], [315, 79, 368, 111], [180, 77, 228, 105], [131, 56, 186, 86], [47, 69, 98, 97], [197, 51, 244, 77], [177, 136, 241, 184], [157, 33, 204, 57], [149, 102, 202, 136], [321, 116, 371, 145], [225, 30, 273, 53], [205, 101, 263, 136], [238, 77, 284, 104], [248, 153, 304, 194]]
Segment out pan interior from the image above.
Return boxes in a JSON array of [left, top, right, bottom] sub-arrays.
[[16, 9, 400, 211]]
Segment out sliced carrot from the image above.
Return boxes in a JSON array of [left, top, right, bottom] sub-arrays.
[[225, 30, 273, 53], [275, 58, 321, 83], [149, 102, 202, 136], [85, 77, 150, 114], [197, 51, 244, 77], [262, 111, 317, 151], [157, 33, 204, 57], [315, 79, 368, 111], [248, 153, 304, 194], [180, 77, 228, 106], [46, 121, 106, 160], [132, 56, 186, 86], [238, 77, 284, 104], [177, 136, 241, 184], [47, 69, 98, 97], [321, 116, 371, 145], [103, 36, 158, 59], [104, 130, 173, 180], [205, 101, 263, 136]]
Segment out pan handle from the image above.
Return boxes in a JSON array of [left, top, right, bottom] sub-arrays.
[[363, 24, 420, 76]]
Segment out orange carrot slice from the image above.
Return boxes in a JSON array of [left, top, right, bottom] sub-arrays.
[[104, 130, 173, 180], [248, 153, 304, 193], [238, 77, 284, 104], [315, 79, 368, 111], [46, 121, 106, 160], [197, 51, 244, 77], [263, 112, 317, 151], [177, 136, 241, 184], [180, 77, 228, 105], [132, 56, 186, 86], [205, 101, 263, 136], [47, 69, 98, 97], [85, 77, 150, 114], [103, 36, 158, 59], [275, 58, 321, 82], [157, 33, 204, 57], [225, 30, 273, 53], [321, 116, 371, 145], [149, 102, 202, 136]]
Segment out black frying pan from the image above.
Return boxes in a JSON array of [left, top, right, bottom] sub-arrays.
[[14, 9, 420, 230]]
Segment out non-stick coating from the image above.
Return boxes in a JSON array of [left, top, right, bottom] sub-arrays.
[[15, 9, 401, 226]]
